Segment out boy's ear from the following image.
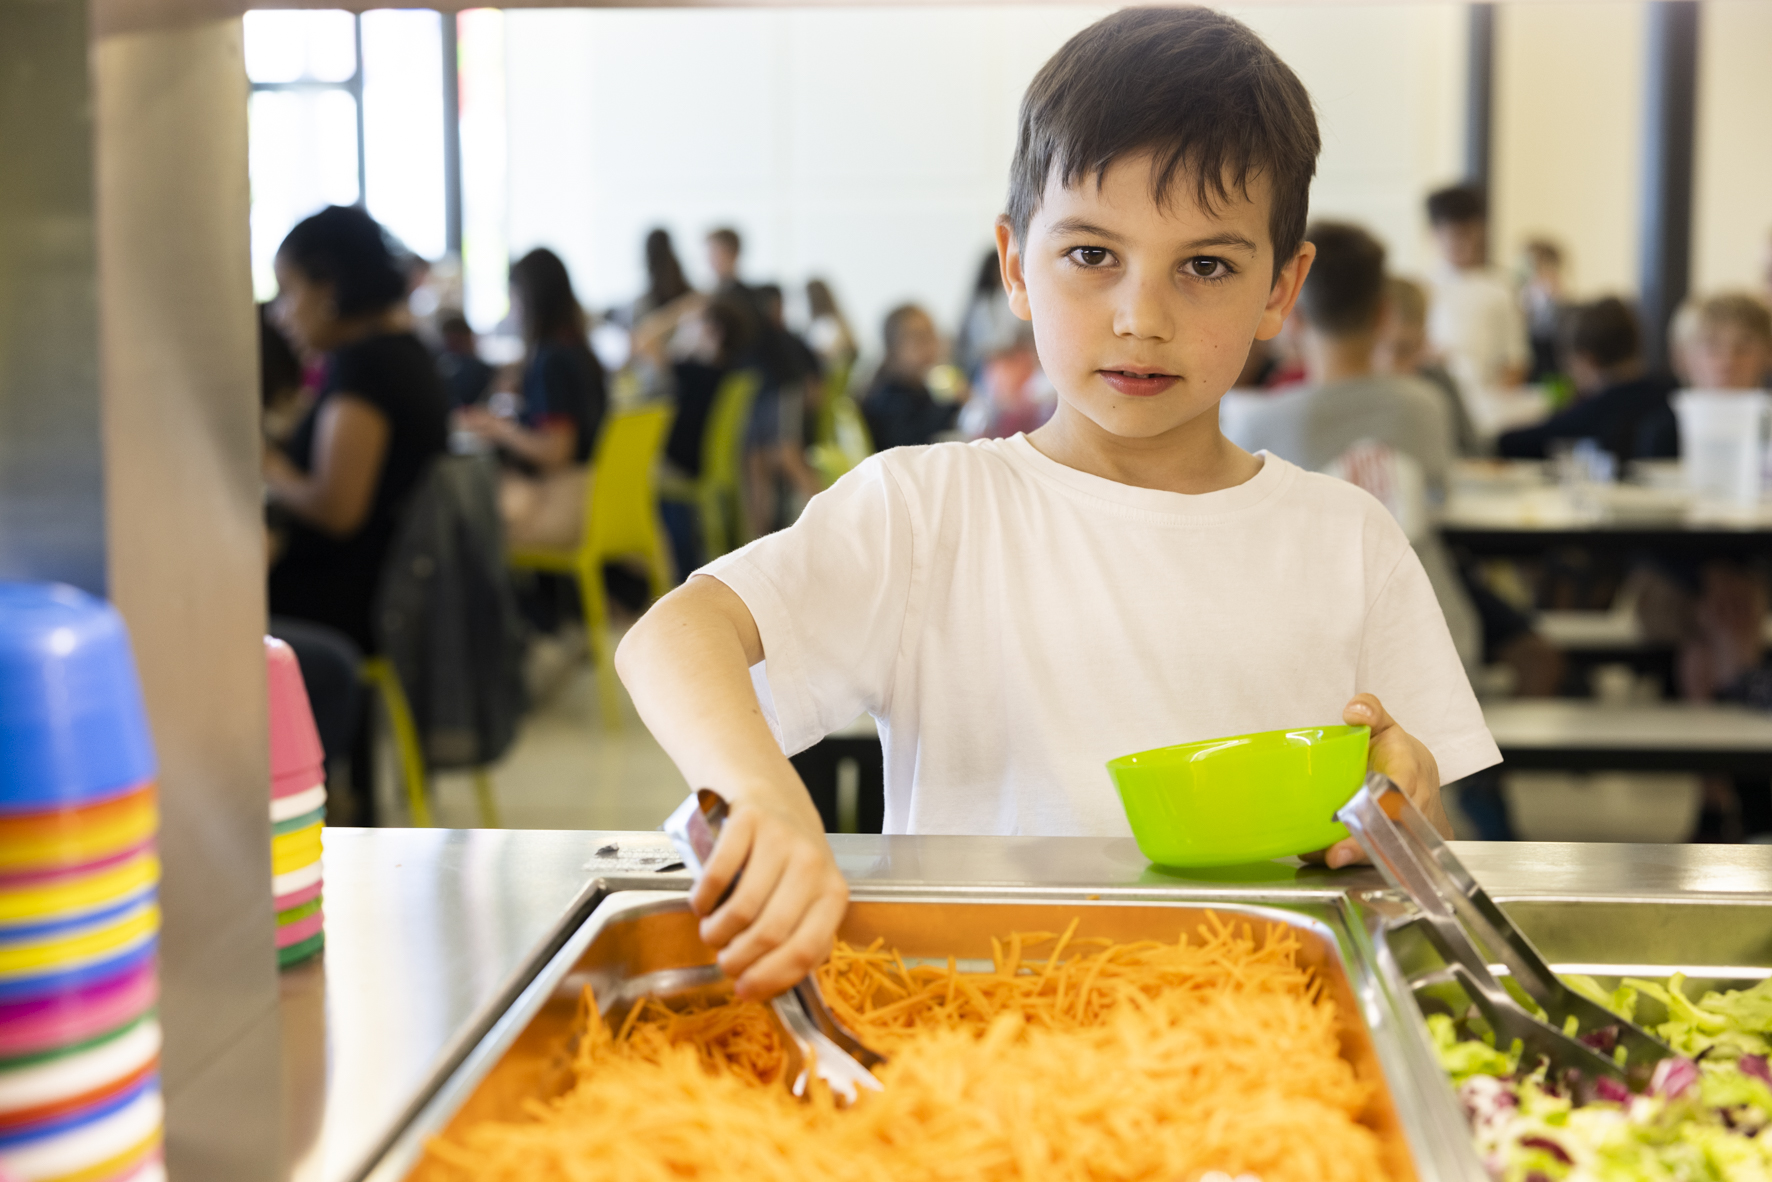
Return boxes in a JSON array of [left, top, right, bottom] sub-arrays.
[[994, 216, 1034, 322], [1255, 242, 1316, 342]]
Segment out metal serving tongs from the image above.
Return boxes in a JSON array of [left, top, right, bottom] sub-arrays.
[[662, 788, 886, 1104], [1337, 773, 1672, 1099]]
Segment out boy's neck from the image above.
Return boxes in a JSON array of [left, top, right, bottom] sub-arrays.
[[1303, 328, 1379, 386], [1027, 401, 1262, 496]]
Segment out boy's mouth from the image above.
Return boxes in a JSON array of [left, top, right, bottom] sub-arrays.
[[1098, 369, 1179, 397]]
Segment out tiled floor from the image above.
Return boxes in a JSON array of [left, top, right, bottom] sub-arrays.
[[417, 660, 689, 832]]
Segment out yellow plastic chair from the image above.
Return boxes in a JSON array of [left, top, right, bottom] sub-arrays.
[[508, 403, 676, 728], [359, 658, 500, 828], [807, 393, 874, 488], [659, 369, 761, 561]]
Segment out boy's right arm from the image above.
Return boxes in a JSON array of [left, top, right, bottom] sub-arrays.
[[614, 574, 847, 1002]]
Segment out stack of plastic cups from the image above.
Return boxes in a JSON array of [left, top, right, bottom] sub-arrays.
[[266, 639, 325, 968], [0, 584, 163, 1182]]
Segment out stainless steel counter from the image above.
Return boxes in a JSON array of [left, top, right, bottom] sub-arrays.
[[295, 829, 1772, 1182]]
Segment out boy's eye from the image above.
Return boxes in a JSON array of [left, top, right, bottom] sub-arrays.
[[1068, 247, 1112, 268], [1184, 257, 1233, 280]]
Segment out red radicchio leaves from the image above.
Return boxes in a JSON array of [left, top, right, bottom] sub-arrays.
[[1650, 1057, 1700, 1099], [1518, 1135, 1574, 1165], [1741, 1055, 1772, 1086]]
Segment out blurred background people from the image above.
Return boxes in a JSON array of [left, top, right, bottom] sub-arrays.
[[953, 249, 1020, 383], [1519, 238, 1568, 384], [805, 278, 858, 377], [1637, 292, 1772, 456], [623, 227, 694, 328], [1375, 275, 1478, 454], [957, 324, 1054, 440], [861, 304, 962, 450], [746, 282, 824, 530], [1426, 183, 1528, 395], [264, 204, 449, 654], [436, 311, 494, 410], [458, 247, 606, 550], [1496, 297, 1672, 461]]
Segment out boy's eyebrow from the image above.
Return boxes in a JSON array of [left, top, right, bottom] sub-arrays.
[[1046, 218, 1260, 256]]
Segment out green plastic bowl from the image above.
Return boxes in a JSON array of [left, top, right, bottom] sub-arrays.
[[1107, 725, 1370, 867]]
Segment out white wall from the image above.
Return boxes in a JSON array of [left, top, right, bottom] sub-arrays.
[[1492, 1, 1647, 300], [1692, 0, 1772, 296], [502, 4, 1466, 353]]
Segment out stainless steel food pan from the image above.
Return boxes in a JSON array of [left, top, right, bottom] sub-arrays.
[[1354, 891, 1772, 1179], [366, 890, 1448, 1182]]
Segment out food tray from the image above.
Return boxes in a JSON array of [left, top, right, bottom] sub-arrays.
[[1352, 890, 1772, 1177], [365, 889, 1451, 1182]]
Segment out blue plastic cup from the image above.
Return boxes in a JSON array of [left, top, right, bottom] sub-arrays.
[[0, 584, 157, 812]]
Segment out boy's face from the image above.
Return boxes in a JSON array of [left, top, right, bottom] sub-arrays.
[[1433, 218, 1486, 270], [997, 152, 1310, 443], [889, 310, 940, 376], [1687, 324, 1772, 390]]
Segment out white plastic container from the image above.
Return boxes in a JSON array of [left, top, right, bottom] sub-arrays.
[[1674, 389, 1771, 507]]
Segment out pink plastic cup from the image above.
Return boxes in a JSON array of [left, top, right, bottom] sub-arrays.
[[265, 639, 325, 801]]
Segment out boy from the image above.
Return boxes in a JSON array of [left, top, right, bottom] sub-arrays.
[[1376, 275, 1478, 454], [1497, 297, 1672, 462], [860, 304, 960, 449], [1424, 183, 1528, 393], [1638, 292, 1772, 456], [618, 8, 1499, 1001], [1231, 221, 1456, 491]]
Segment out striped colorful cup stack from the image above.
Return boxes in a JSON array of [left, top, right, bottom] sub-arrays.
[[0, 584, 163, 1182], [265, 639, 324, 969]]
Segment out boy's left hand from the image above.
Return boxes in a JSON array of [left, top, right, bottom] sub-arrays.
[[1313, 693, 1450, 869]]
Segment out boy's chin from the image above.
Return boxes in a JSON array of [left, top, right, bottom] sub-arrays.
[[1064, 395, 1221, 442]]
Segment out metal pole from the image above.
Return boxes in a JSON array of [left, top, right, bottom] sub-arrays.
[[352, 13, 368, 209], [1638, 0, 1700, 373], [1465, 3, 1495, 190], [442, 12, 463, 258]]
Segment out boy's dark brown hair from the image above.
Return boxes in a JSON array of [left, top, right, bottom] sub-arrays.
[[1566, 297, 1641, 370], [1297, 221, 1386, 336], [1426, 183, 1487, 226], [1005, 8, 1319, 280]]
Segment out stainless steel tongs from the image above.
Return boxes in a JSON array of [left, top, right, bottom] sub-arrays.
[[1337, 773, 1672, 1097], [662, 788, 886, 1104]]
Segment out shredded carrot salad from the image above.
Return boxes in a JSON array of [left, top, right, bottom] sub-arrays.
[[425, 915, 1392, 1181]]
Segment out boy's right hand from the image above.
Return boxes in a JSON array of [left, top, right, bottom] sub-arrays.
[[691, 795, 849, 1003]]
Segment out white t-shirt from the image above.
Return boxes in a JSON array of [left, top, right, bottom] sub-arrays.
[[703, 435, 1500, 837], [1428, 263, 1529, 391]]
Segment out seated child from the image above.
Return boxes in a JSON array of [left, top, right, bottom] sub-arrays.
[[1636, 292, 1772, 457], [1497, 297, 1673, 462], [617, 8, 1499, 1001], [860, 305, 962, 449], [1376, 275, 1479, 455]]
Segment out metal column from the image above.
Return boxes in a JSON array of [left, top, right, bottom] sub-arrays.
[[1638, 0, 1700, 372], [1465, 3, 1496, 191]]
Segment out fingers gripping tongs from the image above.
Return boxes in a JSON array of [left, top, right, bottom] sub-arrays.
[[1337, 774, 1672, 1097], [662, 788, 885, 1104]]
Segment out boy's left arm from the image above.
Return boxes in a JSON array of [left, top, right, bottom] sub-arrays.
[[1318, 693, 1450, 869]]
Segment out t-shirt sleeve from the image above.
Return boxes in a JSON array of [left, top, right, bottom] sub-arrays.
[[698, 454, 914, 755], [1357, 544, 1502, 785]]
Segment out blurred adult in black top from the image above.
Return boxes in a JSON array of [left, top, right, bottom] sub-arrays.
[[436, 311, 495, 410], [458, 248, 606, 548], [863, 304, 958, 450], [1496, 297, 1672, 462], [264, 205, 449, 652]]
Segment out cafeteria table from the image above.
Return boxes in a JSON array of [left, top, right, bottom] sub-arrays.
[[1439, 460, 1772, 558], [1484, 699, 1772, 774]]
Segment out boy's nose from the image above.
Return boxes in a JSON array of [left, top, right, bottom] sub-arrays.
[[1112, 272, 1175, 341]]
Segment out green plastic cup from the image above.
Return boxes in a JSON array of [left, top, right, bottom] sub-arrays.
[[1107, 725, 1370, 867]]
